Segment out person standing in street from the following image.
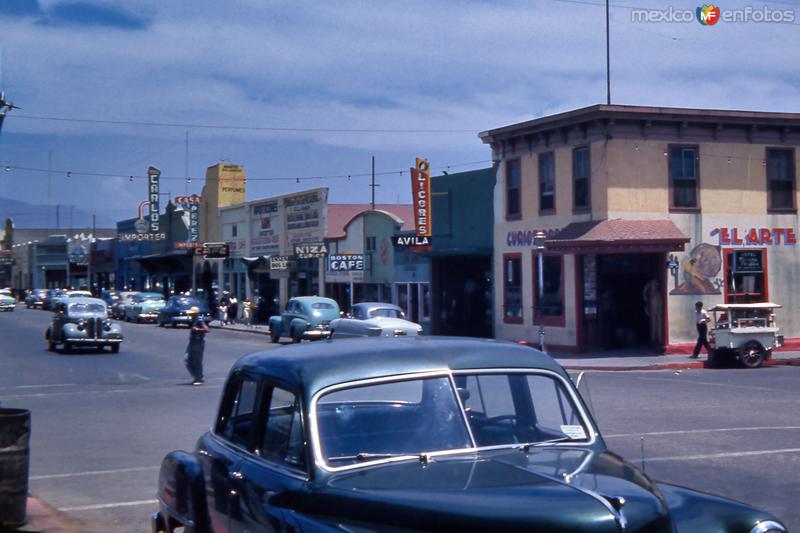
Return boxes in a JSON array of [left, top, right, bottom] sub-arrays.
[[692, 301, 712, 358], [185, 306, 209, 385]]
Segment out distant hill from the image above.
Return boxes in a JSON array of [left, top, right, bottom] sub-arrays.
[[0, 197, 118, 229]]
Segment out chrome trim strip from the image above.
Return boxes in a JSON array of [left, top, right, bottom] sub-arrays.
[[751, 520, 787, 533]]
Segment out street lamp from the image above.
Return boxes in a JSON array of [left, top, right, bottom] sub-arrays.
[[534, 230, 547, 353]]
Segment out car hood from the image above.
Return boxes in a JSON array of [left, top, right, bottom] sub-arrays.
[[282, 449, 673, 531]]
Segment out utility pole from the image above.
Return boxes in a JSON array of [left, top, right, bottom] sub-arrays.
[[606, 0, 611, 105], [88, 214, 95, 294], [185, 131, 189, 194], [369, 156, 380, 209], [48, 150, 53, 227]]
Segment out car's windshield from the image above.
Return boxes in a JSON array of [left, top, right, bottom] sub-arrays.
[[369, 307, 404, 319], [136, 293, 164, 302], [69, 302, 106, 314], [174, 297, 206, 311], [315, 371, 590, 468]]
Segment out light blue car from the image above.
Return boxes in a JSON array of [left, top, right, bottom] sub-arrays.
[[269, 296, 340, 343]]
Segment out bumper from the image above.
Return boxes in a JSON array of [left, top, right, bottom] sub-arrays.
[[138, 313, 159, 321], [0, 304, 15, 311], [303, 328, 332, 340], [64, 337, 123, 345]]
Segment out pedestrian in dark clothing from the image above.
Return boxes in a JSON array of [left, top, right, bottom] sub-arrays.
[[185, 306, 209, 384], [691, 301, 712, 358]]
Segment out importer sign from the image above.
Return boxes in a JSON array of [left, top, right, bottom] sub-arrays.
[[328, 254, 365, 272], [294, 242, 328, 259]]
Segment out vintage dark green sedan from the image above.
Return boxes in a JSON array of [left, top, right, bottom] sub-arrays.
[[151, 338, 787, 532]]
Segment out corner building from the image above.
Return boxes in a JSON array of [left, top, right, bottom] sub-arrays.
[[480, 104, 800, 352]]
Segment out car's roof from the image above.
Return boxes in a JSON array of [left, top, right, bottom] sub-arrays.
[[709, 302, 782, 311], [291, 296, 338, 303], [66, 297, 106, 306], [354, 302, 402, 310], [233, 337, 565, 401]]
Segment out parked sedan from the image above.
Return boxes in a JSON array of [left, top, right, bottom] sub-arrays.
[[151, 337, 787, 532], [25, 289, 48, 309], [330, 302, 422, 338], [42, 289, 67, 310], [157, 295, 211, 327], [0, 290, 15, 312], [124, 292, 166, 323], [44, 297, 123, 353], [269, 296, 340, 343], [110, 291, 138, 320]]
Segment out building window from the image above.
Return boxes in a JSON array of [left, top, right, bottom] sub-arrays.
[[366, 236, 376, 251], [503, 254, 523, 323], [539, 152, 555, 213], [232, 224, 238, 238], [724, 249, 767, 303], [532, 253, 564, 325], [767, 148, 795, 211], [506, 159, 521, 220], [669, 145, 699, 209], [573, 146, 590, 210]]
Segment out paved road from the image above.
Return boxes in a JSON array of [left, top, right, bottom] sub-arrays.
[[1, 306, 273, 532], [2, 306, 798, 531]]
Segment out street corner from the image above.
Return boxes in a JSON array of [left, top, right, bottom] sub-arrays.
[[1, 497, 74, 533]]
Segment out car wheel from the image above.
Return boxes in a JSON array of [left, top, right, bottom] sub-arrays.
[[48, 340, 56, 352], [61, 342, 71, 354], [291, 328, 302, 343], [171, 321, 177, 328], [110, 344, 120, 354], [158, 320, 165, 327], [740, 341, 765, 368], [270, 329, 281, 343]]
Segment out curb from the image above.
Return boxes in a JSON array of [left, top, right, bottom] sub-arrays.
[[3, 497, 72, 533], [561, 357, 800, 371], [209, 324, 269, 336]]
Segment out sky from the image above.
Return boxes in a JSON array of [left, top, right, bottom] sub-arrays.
[[0, 0, 798, 227]]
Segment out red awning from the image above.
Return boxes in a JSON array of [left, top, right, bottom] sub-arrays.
[[546, 219, 689, 254]]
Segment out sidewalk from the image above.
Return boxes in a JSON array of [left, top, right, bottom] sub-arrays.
[[3, 497, 73, 533], [208, 320, 270, 335], [549, 347, 800, 371]]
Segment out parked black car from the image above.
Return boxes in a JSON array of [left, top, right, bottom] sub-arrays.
[[157, 295, 211, 327], [25, 289, 48, 309], [42, 289, 67, 311], [99, 289, 121, 308], [151, 338, 786, 532]]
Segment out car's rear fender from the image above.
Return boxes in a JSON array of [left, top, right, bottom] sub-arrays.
[[156, 450, 210, 533], [290, 317, 311, 332]]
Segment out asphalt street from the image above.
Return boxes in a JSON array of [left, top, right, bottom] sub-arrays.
[[1, 306, 799, 531]]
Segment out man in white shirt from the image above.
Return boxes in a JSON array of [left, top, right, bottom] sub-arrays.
[[691, 301, 712, 358]]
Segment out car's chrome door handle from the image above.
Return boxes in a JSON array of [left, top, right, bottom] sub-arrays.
[[229, 470, 244, 480]]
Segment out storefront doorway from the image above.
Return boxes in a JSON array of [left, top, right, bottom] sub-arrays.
[[584, 253, 665, 351]]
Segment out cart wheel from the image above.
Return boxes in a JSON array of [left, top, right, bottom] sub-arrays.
[[740, 341, 765, 368]]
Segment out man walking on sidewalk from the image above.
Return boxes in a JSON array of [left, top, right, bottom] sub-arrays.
[[692, 301, 712, 358]]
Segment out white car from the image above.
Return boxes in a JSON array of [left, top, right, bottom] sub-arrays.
[[330, 302, 422, 338]]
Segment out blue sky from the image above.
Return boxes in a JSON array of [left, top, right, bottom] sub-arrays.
[[0, 0, 798, 227]]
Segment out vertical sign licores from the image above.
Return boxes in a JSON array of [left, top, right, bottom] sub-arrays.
[[410, 158, 431, 237], [148, 166, 161, 233]]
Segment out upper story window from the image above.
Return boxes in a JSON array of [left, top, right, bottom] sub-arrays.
[[669, 145, 699, 209], [505, 159, 521, 220], [366, 236, 376, 251], [539, 152, 555, 213], [767, 148, 795, 211], [231, 224, 238, 238], [573, 146, 590, 210]]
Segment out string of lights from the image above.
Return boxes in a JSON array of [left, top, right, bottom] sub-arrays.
[[0, 159, 493, 183]]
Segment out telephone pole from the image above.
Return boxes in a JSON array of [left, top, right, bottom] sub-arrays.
[[606, 0, 611, 105]]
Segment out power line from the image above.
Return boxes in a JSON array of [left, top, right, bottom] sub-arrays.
[[0, 159, 493, 183], [8, 114, 479, 134]]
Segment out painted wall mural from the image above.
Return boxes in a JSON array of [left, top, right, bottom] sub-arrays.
[[670, 242, 722, 295]]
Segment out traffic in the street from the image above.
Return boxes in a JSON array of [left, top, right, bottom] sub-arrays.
[[1, 304, 798, 531]]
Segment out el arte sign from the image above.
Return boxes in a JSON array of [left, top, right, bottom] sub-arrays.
[[327, 254, 364, 272], [710, 227, 797, 246]]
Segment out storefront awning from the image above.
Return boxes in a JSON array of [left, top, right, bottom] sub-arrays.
[[130, 250, 193, 274], [546, 219, 690, 254], [241, 256, 269, 266]]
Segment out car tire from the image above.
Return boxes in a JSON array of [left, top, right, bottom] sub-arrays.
[[61, 342, 71, 354], [171, 321, 177, 328], [110, 344, 120, 354], [740, 341, 765, 368], [270, 329, 281, 343], [292, 328, 303, 344], [48, 340, 56, 352], [158, 320, 165, 327]]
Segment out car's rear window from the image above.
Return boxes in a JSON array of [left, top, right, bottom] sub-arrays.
[[312, 302, 335, 309]]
